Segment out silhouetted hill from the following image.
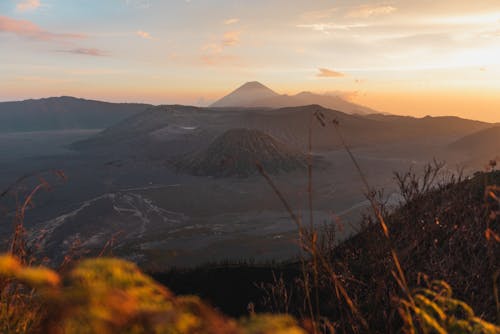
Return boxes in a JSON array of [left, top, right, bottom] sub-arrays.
[[175, 128, 308, 177], [211, 81, 378, 115], [72, 104, 494, 155], [365, 114, 490, 135], [0, 96, 151, 132], [238, 105, 493, 150], [449, 126, 500, 158], [154, 170, 500, 329], [70, 105, 204, 153]]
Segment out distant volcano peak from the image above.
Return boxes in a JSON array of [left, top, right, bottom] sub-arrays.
[[210, 81, 380, 115], [238, 81, 273, 90], [210, 81, 278, 108]]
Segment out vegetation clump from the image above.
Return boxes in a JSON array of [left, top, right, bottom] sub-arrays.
[[158, 168, 500, 333], [0, 255, 307, 333]]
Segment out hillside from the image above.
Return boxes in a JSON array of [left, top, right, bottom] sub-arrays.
[[72, 104, 493, 155], [175, 128, 308, 177], [450, 125, 500, 158], [154, 170, 500, 332], [0, 96, 151, 132]]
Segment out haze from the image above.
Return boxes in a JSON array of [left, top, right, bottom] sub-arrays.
[[1, 0, 500, 122]]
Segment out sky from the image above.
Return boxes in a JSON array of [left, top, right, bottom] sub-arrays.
[[1, 0, 500, 122]]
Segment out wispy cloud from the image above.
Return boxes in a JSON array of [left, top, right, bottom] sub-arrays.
[[224, 18, 239, 25], [222, 30, 240, 46], [58, 48, 108, 56], [317, 68, 345, 78], [0, 15, 85, 41], [203, 31, 240, 53], [297, 23, 367, 33], [201, 31, 241, 66], [136, 30, 152, 39], [346, 4, 396, 18], [16, 0, 41, 11]]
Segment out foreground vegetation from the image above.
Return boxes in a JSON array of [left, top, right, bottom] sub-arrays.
[[0, 168, 498, 333], [0, 255, 307, 333], [156, 168, 500, 333]]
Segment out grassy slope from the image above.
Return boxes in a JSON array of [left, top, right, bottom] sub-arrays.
[[153, 171, 500, 330]]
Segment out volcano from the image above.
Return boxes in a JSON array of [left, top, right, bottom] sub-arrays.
[[210, 81, 279, 108], [175, 128, 308, 177], [210, 81, 379, 115]]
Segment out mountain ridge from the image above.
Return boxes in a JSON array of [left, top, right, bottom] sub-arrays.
[[210, 81, 379, 115], [0, 96, 152, 132]]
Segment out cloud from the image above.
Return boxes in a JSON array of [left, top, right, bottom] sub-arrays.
[[297, 23, 367, 33], [201, 31, 241, 66], [346, 4, 396, 18], [202, 31, 240, 54], [58, 48, 108, 56], [222, 31, 240, 46], [0, 15, 85, 41], [16, 0, 41, 11], [317, 68, 345, 78], [224, 18, 239, 25], [136, 30, 152, 39]]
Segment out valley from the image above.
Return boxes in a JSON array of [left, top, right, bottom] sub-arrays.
[[0, 83, 498, 269]]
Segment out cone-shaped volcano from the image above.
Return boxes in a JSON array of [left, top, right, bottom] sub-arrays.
[[210, 81, 279, 108], [176, 128, 307, 177]]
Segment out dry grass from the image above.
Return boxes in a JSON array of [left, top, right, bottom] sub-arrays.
[[257, 110, 499, 333], [0, 170, 67, 333]]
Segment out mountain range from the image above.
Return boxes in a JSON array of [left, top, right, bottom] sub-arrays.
[[1, 82, 497, 163], [1, 82, 499, 268], [0, 96, 151, 132], [210, 81, 379, 115], [72, 103, 493, 157]]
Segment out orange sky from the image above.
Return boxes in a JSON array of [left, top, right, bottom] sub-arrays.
[[1, 0, 500, 122]]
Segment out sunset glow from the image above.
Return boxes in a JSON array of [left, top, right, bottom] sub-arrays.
[[1, 0, 500, 121]]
